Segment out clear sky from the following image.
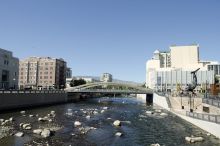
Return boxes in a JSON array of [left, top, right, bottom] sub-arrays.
[[0, 0, 219, 83]]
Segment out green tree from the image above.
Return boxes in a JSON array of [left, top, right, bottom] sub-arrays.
[[70, 79, 86, 87]]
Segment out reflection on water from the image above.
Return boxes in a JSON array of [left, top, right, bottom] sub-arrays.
[[0, 97, 220, 146]]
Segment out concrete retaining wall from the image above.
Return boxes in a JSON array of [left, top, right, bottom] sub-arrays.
[[154, 93, 220, 138], [175, 112, 220, 138], [0, 90, 67, 111], [153, 93, 170, 110]]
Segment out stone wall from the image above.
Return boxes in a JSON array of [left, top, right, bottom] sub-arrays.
[[0, 90, 67, 111]]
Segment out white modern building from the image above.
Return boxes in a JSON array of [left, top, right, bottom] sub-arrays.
[[0, 48, 19, 89], [100, 73, 113, 82], [146, 44, 217, 92]]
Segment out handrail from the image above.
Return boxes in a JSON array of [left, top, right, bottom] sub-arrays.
[[202, 98, 220, 108], [0, 90, 66, 94], [186, 111, 220, 124]]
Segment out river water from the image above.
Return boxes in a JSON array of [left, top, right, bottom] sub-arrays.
[[0, 97, 220, 146]]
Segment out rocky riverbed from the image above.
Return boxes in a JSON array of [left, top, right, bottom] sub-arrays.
[[0, 97, 220, 146]]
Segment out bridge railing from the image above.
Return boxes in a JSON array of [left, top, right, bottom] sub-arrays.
[[0, 90, 66, 94], [71, 89, 149, 93]]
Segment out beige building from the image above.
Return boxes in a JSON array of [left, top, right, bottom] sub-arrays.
[[170, 45, 200, 69], [0, 48, 19, 89], [19, 57, 66, 89]]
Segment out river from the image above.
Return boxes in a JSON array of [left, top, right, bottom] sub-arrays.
[[0, 97, 220, 146]]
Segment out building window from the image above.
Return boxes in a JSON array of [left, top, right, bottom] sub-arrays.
[[4, 60, 9, 65]]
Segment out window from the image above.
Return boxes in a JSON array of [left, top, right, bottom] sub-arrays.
[[4, 60, 9, 65], [44, 76, 48, 79]]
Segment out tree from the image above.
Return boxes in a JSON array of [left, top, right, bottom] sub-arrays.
[[70, 79, 86, 87]]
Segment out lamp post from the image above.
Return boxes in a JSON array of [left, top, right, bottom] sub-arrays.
[[13, 78, 16, 89]]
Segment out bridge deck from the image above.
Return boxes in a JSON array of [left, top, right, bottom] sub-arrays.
[[67, 89, 153, 94]]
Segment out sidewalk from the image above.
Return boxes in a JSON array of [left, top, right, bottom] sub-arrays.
[[171, 109, 220, 138]]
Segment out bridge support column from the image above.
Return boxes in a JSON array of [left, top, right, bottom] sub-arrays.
[[136, 94, 153, 105]]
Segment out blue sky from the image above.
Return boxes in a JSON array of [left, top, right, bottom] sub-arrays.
[[0, 0, 219, 83]]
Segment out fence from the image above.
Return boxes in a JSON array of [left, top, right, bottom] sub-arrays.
[[0, 90, 66, 94], [202, 98, 220, 108], [186, 111, 220, 124]]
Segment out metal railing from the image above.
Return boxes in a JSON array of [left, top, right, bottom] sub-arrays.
[[202, 98, 220, 108], [186, 111, 220, 124], [71, 89, 149, 94], [0, 90, 66, 94]]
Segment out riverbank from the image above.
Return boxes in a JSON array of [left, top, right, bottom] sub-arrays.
[[153, 93, 220, 139]]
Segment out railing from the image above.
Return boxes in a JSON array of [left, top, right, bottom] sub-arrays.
[[72, 89, 149, 93], [0, 90, 66, 94], [186, 111, 220, 124], [202, 98, 220, 108]]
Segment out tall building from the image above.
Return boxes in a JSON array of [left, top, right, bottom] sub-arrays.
[[146, 44, 217, 92], [170, 45, 200, 69], [100, 73, 113, 82], [19, 57, 66, 89], [66, 67, 72, 78], [0, 48, 19, 89]]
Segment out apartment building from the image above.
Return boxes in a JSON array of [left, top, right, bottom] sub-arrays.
[[19, 57, 66, 89], [0, 48, 19, 89]]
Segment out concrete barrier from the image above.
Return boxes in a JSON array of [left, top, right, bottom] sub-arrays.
[[0, 90, 67, 111], [153, 93, 170, 110]]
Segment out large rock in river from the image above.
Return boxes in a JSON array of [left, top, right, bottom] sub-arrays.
[[113, 120, 121, 126], [41, 129, 51, 138]]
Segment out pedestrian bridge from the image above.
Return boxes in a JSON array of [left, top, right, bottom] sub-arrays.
[[65, 82, 153, 94]]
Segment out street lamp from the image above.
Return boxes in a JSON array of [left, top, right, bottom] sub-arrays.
[[13, 78, 16, 89]]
